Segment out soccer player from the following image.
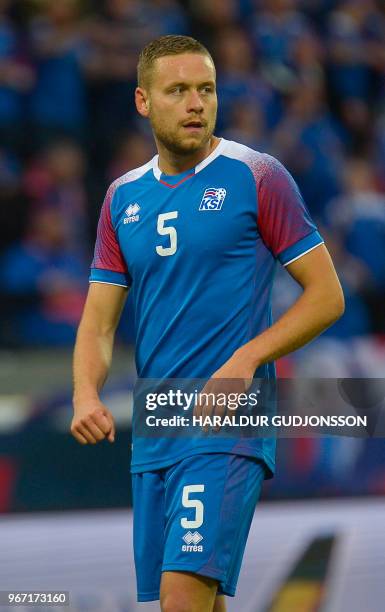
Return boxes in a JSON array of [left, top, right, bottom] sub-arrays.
[[71, 35, 344, 612]]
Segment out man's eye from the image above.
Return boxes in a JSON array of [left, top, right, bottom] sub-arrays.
[[170, 87, 183, 94], [201, 86, 214, 94]]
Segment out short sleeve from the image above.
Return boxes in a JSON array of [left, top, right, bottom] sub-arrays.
[[256, 154, 323, 266], [90, 183, 132, 287]]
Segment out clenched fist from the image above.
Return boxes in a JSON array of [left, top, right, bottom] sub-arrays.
[[71, 399, 115, 445]]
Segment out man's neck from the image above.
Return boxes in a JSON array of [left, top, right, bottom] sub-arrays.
[[156, 136, 221, 175]]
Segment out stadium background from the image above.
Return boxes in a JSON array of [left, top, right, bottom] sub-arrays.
[[0, 1, 384, 610]]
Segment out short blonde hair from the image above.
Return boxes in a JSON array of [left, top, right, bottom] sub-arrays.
[[137, 35, 214, 88]]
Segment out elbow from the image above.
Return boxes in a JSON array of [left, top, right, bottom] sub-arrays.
[[327, 286, 345, 325], [77, 317, 116, 340]]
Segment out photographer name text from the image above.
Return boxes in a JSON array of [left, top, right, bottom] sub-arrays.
[[145, 415, 367, 428]]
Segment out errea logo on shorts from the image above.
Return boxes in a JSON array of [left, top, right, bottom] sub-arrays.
[[182, 531, 203, 552], [124, 203, 140, 224]]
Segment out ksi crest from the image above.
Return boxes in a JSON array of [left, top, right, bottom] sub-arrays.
[[199, 187, 227, 211]]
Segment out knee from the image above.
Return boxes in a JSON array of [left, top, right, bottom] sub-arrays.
[[160, 593, 194, 612]]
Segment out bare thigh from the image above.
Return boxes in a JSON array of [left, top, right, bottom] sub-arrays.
[[160, 571, 226, 612]]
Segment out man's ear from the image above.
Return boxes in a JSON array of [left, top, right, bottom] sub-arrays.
[[135, 87, 150, 117]]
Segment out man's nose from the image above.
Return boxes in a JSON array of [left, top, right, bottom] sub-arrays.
[[186, 90, 204, 113]]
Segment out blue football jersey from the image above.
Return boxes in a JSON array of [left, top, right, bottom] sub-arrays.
[[90, 138, 324, 476]]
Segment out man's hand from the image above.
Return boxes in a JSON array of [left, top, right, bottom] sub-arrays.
[[71, 399, 116, 445], [210, 345, 256, 385], [193, 347, 256, 429]]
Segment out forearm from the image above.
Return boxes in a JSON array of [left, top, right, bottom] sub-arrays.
[[240, 284, 344, 369], [73, 322, 115, 405]]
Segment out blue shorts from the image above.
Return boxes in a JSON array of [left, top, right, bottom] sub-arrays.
[[132, 452, 266, 602]]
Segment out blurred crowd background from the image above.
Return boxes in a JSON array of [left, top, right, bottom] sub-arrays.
[[0, 0, 385, 512], [0, 0, 385, 348]]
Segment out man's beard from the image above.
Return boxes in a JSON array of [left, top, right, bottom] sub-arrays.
[[150, 115, 216, 156]]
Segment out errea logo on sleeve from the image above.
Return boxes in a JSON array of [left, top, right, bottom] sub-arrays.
[[124, 203, 140, 224], [199, 187, 227, 211]]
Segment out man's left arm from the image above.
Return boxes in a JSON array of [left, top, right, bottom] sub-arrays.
[[213, 243, 345, 380]]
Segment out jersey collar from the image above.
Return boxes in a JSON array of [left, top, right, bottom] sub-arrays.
[[152, 137, 226, 184]]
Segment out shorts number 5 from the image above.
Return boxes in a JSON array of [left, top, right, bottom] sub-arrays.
[[181, 484, 205, 529]]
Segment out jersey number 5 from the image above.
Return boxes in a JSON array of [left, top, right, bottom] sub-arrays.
[[156, 211, 178, 257], [180, 484, 205, 529]]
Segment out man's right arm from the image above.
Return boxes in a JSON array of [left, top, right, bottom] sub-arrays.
[[71, 282, 128, 445]]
